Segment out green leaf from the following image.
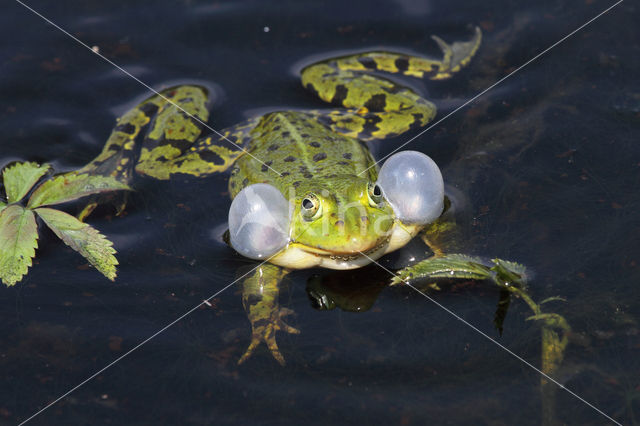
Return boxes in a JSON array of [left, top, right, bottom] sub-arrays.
[[490, 258, 528, 288], [35, 207, 118, 280], [0, 205, 38, 286], [526, 313, 571, 332], [27, 172, 131, 208], [391, 254, 492, 285], [540, 296, 567, 305], [2, 162, 51, 203]]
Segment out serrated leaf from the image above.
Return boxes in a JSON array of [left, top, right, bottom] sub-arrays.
[[391, 254, 491, 285], [2, 162, 51, 203], [490, 258, 528, 288], [27, 172, 132, 208], [35, 207, 118, 280], [0, 205, 38, 286]]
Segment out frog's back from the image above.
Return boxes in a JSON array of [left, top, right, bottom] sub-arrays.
[[229, 111, 376, 197]]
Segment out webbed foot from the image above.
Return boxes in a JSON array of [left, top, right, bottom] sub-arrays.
[[430, 26, 482, 80], [238, 307, 300, 366]]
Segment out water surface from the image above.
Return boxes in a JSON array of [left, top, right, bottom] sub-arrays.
[[0, 0, 638, 424]]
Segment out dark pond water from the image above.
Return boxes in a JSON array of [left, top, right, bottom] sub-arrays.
[[1, 0, 638, 424]]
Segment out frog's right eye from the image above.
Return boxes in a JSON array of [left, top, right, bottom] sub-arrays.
[[228, 183, 291, 260], [301, 193, 321, 221]]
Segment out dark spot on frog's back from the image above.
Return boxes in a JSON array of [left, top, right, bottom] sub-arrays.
[[305, 83, 320, 98], [284, 156, 296, 162], [342, 153, 352, 160], [114, 122, 136, 135], [394, 57, 409, 72], [358, 57, 377, 69], [313, 153, 327, 162], [139, 102, 160, 117], [199, 150, 225, 165], [331, 84, 348, 105], [267, 144, 280, 151], [309, 141, 321, 148], [360, 115, 383, 138], [364, 94, 387, 111]]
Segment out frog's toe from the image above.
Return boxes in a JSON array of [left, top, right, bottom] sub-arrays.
[[238, 325, 288, 366], [278, 308, 301, 335], [264, 327, 287, 366], [238, 338, 261, 365]]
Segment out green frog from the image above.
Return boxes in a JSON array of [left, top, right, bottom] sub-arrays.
[[79, 27, 482, 365]]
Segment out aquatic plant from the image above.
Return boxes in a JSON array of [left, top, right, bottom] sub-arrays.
[[0, 161, 131, 286], [392, 254, 570, 424]]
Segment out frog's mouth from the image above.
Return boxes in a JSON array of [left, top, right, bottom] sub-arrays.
[[297, 236, 391, 262], [269, 223, 420, 270]]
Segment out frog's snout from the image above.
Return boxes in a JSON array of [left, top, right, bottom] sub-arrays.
[[376, 151, 444, 225]]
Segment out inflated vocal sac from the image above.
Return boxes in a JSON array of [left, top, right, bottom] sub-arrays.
[[376, 150, 444, 225], [228, 183, 290, 260]]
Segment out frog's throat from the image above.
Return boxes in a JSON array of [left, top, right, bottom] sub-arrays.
[[270, 223, 421, 270]]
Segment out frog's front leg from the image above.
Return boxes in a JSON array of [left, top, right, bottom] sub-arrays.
[[417, 196, 461, 257], [238, 263, 300, 366]]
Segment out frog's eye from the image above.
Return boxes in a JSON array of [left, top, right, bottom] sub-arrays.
[[228, 183, 291, 260], [301, 193, 321, 221], [376, 150, 444, 225], [367, 182, 384, 206]]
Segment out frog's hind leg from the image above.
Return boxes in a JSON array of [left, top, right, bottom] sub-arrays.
[[76, 85, 212, 219], [301, 27, 481, 141], [238, 264, 299, 366], [135, 116, 260, 180]]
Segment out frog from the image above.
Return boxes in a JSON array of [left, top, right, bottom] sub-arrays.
[[78, 27, 483, 365]]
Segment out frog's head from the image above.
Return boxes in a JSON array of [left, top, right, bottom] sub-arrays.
[[228, 151, 444, 270], [283, 177, 396, 266]]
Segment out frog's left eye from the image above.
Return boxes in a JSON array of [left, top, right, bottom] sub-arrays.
[[301, 193, 322, 221], [367, 182, 384, 206]]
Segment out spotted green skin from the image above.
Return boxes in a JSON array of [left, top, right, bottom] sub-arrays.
[[80, 28, 481, 365], [229, 111, 397, 254]]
